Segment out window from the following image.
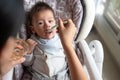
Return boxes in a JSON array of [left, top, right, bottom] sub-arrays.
[[103, 0, 120, 35]]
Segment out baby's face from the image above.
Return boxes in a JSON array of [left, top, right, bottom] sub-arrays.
[[32, 10, 57, 39]]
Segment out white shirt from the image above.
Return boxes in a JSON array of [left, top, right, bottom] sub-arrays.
[[2, 68, 14, 80]]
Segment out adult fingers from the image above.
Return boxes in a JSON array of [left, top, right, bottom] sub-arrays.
[[58, 17, 64, 29]]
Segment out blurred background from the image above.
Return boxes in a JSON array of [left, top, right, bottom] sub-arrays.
[[86, 0, 120, 80]]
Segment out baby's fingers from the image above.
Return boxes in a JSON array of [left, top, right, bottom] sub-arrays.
[[26, 39, 37, 53], [27, 39, 37, 46]]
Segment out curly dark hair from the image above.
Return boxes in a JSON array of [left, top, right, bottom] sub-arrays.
[[25, 2, 55, 38]]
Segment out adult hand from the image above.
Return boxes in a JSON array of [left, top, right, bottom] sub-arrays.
[[58, 18, 88, 80], [58, 18, 76, 45], [0, 37, 25, 76]]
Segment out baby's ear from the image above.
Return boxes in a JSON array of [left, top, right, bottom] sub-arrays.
[[31, 26, 35, 34]]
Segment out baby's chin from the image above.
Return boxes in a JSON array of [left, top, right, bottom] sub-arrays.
[[45, 35, 55, 40], [43, 33, 54, 39]]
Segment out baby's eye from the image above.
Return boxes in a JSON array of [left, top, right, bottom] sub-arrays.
[[38, 21, 44, 27], [49, 20, 53, 23]]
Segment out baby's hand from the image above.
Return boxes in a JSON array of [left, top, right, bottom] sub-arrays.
[[26, 39, 37, 54]]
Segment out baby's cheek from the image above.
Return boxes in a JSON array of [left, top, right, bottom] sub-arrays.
[[54, 28, 58, 32], [52, 30, 57, 34], [37, 31, 44, 36]]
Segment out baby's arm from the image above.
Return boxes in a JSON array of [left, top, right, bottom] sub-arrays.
[[23, 39, 37, 66]]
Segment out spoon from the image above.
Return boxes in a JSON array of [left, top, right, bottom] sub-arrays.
[[48, 21, 68, 32]]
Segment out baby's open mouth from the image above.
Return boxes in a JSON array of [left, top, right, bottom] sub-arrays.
[[46, 30, 52, 34]]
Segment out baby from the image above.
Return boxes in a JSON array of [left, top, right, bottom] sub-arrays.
[[23, 2, 69, 80]]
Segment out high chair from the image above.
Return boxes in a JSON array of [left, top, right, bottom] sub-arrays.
[[18, 0, 104, 80]]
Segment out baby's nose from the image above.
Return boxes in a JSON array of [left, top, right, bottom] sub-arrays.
[[45, 23, 51, 29], [45, 25, 51, 29]]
